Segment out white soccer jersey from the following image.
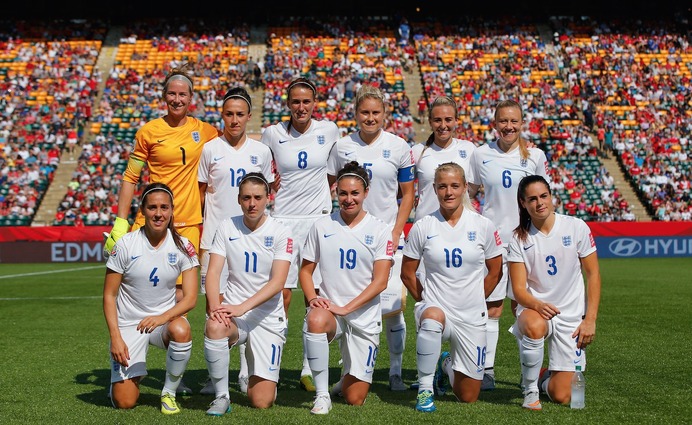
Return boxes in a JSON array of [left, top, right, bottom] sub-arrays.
[[210, 215, 293, 323], [403, 208, 503, 325], [468, 141, 549, 245], [507, 213, 596, 320], [198, 136, 274, 249], [106, 229, 199, 327], [327, 131, 415, 225], [302, 212, 394, 333], [412, 138, 477, 221], [261, 119, 339, 217]]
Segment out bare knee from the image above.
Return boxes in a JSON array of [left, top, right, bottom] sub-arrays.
[[168, 317, 191, 342], [344, 392, 366, 406]]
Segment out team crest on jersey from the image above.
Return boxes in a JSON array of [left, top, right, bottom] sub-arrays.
[[589, 233, 595, 247], [110, 245, 118, 257], [250, 155, 258, 165], [382, 149, 391, 159], [520, 158, 528, 168], [562, 236, 572, 247], [365, 235, 374, 245], [264, 236, 274, 247], [168, 252, 178, 264], [286, 238, 293, 254], [459, 150, 467, 159], [192, 131, 201, 143], [494, 230, 502, 246], [468, 231, 476, 241], [317, 135, 325, 145]]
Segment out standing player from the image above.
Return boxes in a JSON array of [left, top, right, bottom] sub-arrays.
[[401, 163, 503, 412], [260, 77, 340, 391], [327, 84, 415, 392], [103, 183, 199, 414], [467, 99, 550, 390], [412, 95, 476, 221], [202, 173, 292, 415], [104, 63, 218, 395], [300, 161, 394, 414], [198, 87, 273, 395], [508, 175, 601, 410]]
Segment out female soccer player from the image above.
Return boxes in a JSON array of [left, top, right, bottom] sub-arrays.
[[103, 182, 199, 414], [300, 161, 394, 414], [401, 162, 503, 412], [105, 64, 218, 395], [327, 84, 415, 391], [467, 99, 550, 390], [197, 87, 273, 394], [260, 77, 340, 391], [412, 95, 477, 221], [508, 175, 601, 410], [202, 172, 292, 415]]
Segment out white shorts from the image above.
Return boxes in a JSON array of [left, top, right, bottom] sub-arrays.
[[109, 321, 173, 383], [414, 302, 486, 380], [331, 316, 380, 384], [199, 250, 229, 295], [273, 216, 322, 289], [486, 249, 514, 302], [381, 246, 407, 317], [235, 316, 286, 382], [510, 311, 586, 372]]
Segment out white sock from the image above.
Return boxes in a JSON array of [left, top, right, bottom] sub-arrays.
[[485, 317, 500, 373], [385, 312, 406, 377], [416, 318, 443, 391], [304, 331, 329, 395], [204, 336, 230, 398], [163, 340, 192, 396], [519, 335, 544, 393], [238, 342, 248, 377], [300, 315, 312, 377]]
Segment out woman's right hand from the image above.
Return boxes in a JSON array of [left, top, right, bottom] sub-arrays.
[[110, 335, 130, 367]]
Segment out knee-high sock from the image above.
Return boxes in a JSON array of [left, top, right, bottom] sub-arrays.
[[385, 312, 406, 376], [519, 335, 544, 393], [485, 317, 500, 372], [163, 341, 192, 396], [204, 336, 230, 398], [299, 315, 313, 377], [304, 331, 329, 396], [238, 342, 248, 377], [416, 319, 443, 392]]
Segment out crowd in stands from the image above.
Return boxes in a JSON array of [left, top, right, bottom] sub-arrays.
[[1, 15, 689, 226], [549, 15, 691, 220], [1, 19, 106, 225]]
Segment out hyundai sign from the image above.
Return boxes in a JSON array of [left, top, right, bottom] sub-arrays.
[[596, 236, 692, 258]]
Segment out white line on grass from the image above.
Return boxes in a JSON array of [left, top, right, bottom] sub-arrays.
[[0, 265, 104, 280]]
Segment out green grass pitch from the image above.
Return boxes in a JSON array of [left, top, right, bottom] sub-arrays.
[[0, 258, 690, 424]]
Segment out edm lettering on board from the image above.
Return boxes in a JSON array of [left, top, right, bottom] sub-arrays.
[[51, 242, 104, 262]]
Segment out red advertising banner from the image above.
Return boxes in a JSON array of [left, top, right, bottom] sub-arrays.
[[0, 222, 690, 263]]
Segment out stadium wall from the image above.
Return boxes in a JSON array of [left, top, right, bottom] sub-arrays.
[[1, 223, 690, 263]]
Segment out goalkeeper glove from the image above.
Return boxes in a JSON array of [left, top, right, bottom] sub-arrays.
[[103, 217, 130, 257]]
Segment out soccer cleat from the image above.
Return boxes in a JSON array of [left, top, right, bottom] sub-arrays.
[[300, 374, 316, 392], [310, 394, 332, 415], [176, 378, 192, 396], [480, 370, 495, 391], [389, 374, 408, 391], [538, 368, 550, 394], [330, 377, 344, 398], [200, 377, 215, 395], [415, 389, 436, 412], [434, 351, 450, 396], [522, 391, 542, 410], [206, 395, 232, 416], [238, 375, 249, 394], [160, 394, 180, 415], [410, 374, 420, 390]]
